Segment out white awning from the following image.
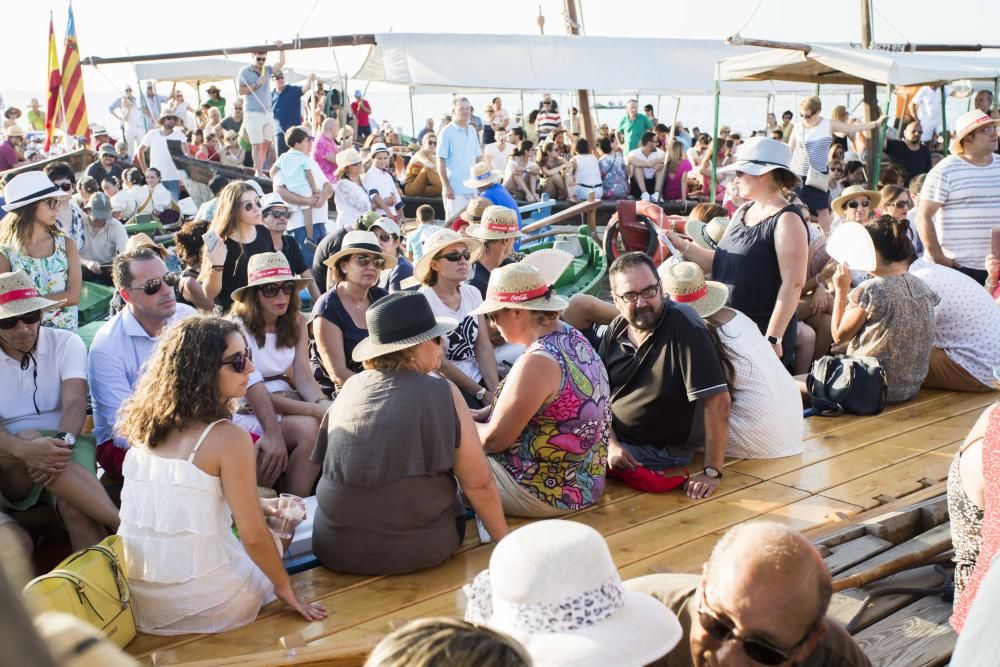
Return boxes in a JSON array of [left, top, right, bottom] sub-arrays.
[[134, 58, 245, 85]]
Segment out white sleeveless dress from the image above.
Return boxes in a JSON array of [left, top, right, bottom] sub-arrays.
[[118, 420, 276, 635]]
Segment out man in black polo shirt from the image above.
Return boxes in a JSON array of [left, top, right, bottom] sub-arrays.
[[885, 121, 932, 186], [598, 253, 731, 499]]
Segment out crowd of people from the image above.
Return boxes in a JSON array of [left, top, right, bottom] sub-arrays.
[[2, 62, 1000, 665]]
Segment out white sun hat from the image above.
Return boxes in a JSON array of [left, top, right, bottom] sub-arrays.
[[464, 520, 682, 667], [2, 172, 71, 213], [717, 136, 795, 177]]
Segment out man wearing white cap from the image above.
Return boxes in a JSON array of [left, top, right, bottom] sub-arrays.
[[917, 109, 1000, 285]]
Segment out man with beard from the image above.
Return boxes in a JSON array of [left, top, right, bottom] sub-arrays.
[[598, 252, 730, 499]]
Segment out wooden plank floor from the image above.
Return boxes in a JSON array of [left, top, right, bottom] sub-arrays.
[[131, 389, 998, 665]]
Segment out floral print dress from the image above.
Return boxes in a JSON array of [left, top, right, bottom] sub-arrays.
[[491, 324, 611, 511], [1, 234, 78, 330]]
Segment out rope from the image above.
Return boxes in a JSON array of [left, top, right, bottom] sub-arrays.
[[872, 4, 913, 45], [294, 0, 322, 41], [732, 0, 764, 39]]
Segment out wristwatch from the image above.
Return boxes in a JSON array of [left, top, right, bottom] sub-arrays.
[[766, 335, 781, 345], [703, 466, 723, 480], [475, 387, 488, 402], [55, 432, 76, 446]]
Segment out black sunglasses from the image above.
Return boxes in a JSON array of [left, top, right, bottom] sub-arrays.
[[698, 589, 810, 665], [255, 57, 266, 63], [128, 272, 179, 296], [846, 199, 871, 209], [221, 346, 253, 374], [258, 281, 297, 298], [0, 309, 42, 330], [353, 254, 386, 268], [890, 199, 912, 209], [374, 232, 393, 243], [265, 210, 291, 220], [54, 181, 73, 192], [243, 200, 262, 212], [436, 250, 472, 262]]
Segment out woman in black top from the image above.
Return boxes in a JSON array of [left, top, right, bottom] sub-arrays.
[[667, 137, 808, 369], [200, 182, 275, 312]]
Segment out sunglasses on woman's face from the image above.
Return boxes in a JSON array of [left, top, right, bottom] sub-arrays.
[[221, 346, 253, 374], [259, 281, 297, 298], [242, 199, 262, 212], [54, 181, 73, 192], [698, 589, 808, 666], [890, 199, 912, 209], [128, 272, 179, 296], [436, 250, 472, 262], [353, 254, 386, 268], [374, 232, 394, 243], [44, 198, 61, 210], [0, 309, 43, 330], [846, 199, 871, 209]]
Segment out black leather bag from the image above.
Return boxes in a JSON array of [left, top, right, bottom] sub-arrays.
[[807, 355, 888, 417]]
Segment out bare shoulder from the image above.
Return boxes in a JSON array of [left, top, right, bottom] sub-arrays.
[[203, 420, 254, 453]]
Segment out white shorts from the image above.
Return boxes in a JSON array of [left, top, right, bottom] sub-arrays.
[[244, 111, 275, 144], [444, 192, 473, 221]]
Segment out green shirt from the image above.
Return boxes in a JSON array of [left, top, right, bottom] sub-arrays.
[[205, 97, 227, 114], [619, 113, 653, 152], [27, 110, 46, 131]]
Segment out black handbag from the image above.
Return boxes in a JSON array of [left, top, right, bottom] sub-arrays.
[[806, 355, 888, 417]]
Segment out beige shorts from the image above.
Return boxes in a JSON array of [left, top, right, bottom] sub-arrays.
[[923, 347, 993, 393], [244, 111, 275, 144], [486, 457, 572, 519]]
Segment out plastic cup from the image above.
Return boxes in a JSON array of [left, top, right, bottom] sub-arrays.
[[272, 493, 305, 540]]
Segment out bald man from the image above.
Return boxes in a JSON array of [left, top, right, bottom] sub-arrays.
[[625, 521, 871, 667]]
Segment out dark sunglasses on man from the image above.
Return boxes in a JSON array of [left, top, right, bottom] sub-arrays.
[[127, 272, 180, 296], [698, 588, 814, 665], [0, 309, 43, 330]]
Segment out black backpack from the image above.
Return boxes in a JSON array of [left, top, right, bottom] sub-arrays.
[[807, 355, 888, 417]]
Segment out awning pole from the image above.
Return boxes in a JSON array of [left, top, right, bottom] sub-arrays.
[[815, 83, 821, 96], [710, 72, 721, 203], [408, 87, 416, 139], [872, 84, 894, 186], [941, 85, 949, 156], [994, 78, 1000, 112]]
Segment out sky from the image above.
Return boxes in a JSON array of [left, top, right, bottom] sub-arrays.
[[5, 1, 1000, 135]]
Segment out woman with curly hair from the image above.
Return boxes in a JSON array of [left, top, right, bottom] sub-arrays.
[[116, 315, 326, 635], [173, 219, 215, 311]]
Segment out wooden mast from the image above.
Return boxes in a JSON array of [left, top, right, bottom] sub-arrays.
[[564, 0, 595, 148], [860, 0, 880, 183]]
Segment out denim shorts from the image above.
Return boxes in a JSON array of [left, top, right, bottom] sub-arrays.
[[618, 440, 693, 471]]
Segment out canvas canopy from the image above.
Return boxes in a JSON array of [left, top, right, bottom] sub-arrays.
[[718, 43, 1000, 86], [134, 59, 336, 86], [354, 33, 856, 96]]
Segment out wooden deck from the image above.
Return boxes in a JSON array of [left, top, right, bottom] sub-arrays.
[[128, 388, 997, 666]]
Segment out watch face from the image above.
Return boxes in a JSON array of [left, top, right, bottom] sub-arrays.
[[704, 466, 721, 479]]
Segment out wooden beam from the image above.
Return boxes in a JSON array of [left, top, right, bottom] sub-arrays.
[[563, 0, 595, 148], [520, 198, 602, 234]]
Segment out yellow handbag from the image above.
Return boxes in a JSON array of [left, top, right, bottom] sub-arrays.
[[22, 535, 136, 649]]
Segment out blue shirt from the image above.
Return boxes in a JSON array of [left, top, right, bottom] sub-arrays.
[[271, 84, 303, 131], [238, 64, 273, 114], [436, 122, 482, 196]]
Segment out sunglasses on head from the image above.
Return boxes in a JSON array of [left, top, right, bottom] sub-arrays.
[[846, 199, 871, 209], [221, 346, 253, 374], [698, 589, 809, 665], [258, 281, 297, 298], [243, 200, 262, 212], [436, 250, 472, 262], [0, 309, 42, 330], [265, 209, 291, 219], [128, 272, 179, 296], [353, 254, 386, 268]]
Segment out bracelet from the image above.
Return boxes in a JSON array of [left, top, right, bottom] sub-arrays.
[[682, 239, 691, 255], [211, 265, 224, 272]]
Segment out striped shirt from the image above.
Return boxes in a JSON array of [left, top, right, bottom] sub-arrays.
[[920, 154, 1000, 268], [789, 117, 832, 177]]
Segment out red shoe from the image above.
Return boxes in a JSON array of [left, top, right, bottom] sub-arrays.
[[607, 465, 689, 493]]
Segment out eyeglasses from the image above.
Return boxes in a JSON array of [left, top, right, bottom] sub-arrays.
[[127, 272, 179, 296], [800, 112, 812, 119], [44, 198, 61, 210], [221, 346, 253, 374], [485, 308, 508, 324], [255, 57, 266, 63], [614, 283, 660, 303], [0, 309, 42, 330], [353, 254, 386, 268], [428, 141, 437, 146], [242, 200, 262, 211], [436, 250, 472, 262], [265, 210, 291, 219], [698, 588, 812, 665], [846, 199, 871, 209], [54, 181, 73, 192], [889, 199, 912, 209], [258, 281, 297, 298]]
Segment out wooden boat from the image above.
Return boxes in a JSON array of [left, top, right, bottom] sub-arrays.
[[0, 148, 98, 180], [118, 388, 995, 666], [520, 225, 606, 298]]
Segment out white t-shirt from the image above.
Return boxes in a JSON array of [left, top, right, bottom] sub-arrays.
[[920, 154, 1000, 268], [420, 284, 485, 384], [362, 167, 398, 209], [140, 128, 186, 181], [1, 327, 87, 434], [909, 258, 1000, 386], [573, 154, 602, 187], [483, 142, 514, 172], [911, 86, 942, 139], [628, 148, 665, 179], [276, 156, 330, 231]]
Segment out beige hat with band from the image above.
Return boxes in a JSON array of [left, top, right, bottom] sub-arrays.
[[231, 252, 312, 303], [0, 270, 65, 320], [659, 261, 728, 319], [467, 205, 523, 241], [472, 262, 570, 316]]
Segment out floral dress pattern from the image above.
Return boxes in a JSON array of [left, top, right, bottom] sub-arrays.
[[1, 235, 78, 330], [599, 153, 629, 200], [491, 324, 611, 511]]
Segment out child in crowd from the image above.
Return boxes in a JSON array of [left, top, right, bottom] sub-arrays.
[[270, 126, 320, 237], [363, 143, 404, 222], [407, 204, 439, 262], [503, 140, 540, 202]]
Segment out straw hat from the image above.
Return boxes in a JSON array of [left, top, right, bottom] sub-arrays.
[[2, 172, 70, 213], [459, 196, 493, 224], [467, 205, 523, 241], [157, 109, 179, 123], [335, 147, 363, 177], [686, 215, 729, 250], [4, 125, 24, 138], [659, 262, 729, 318], [0, 270, 65, 319], [472, 262, 570, 316], [464, 520, 682, 667], [223, 129, 238, 141], [831, 184, 881, 216], [352, 292, 457, 363], [716, 137, 794, 177], [950, 110, 1000, 155], [231, 252, 312, 302], [323, 230, 397, 274], [206, 85, 221, 94], [463, 161, 502, 190], [414, 228, 483, 283]]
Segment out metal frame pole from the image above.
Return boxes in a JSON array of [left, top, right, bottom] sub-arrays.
[[710, 71, 721, 203], [872, 84, 894, 185], [941, 85, 949, 156]]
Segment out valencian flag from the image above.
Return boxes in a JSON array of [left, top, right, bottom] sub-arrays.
[[44, 12, 62, 151], [59, 4, 90, 141]]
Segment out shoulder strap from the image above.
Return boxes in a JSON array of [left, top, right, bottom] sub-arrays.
[[187, 419, 228, 462]]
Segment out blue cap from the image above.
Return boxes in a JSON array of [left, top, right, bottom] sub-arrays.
[[354, 89, 362, 98]]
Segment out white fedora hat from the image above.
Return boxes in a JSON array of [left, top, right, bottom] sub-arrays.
[[717, 136, 795, 177], [686, 215, 730, 250], [2, 172, 71, 213], [464, 520, 681, 667]]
